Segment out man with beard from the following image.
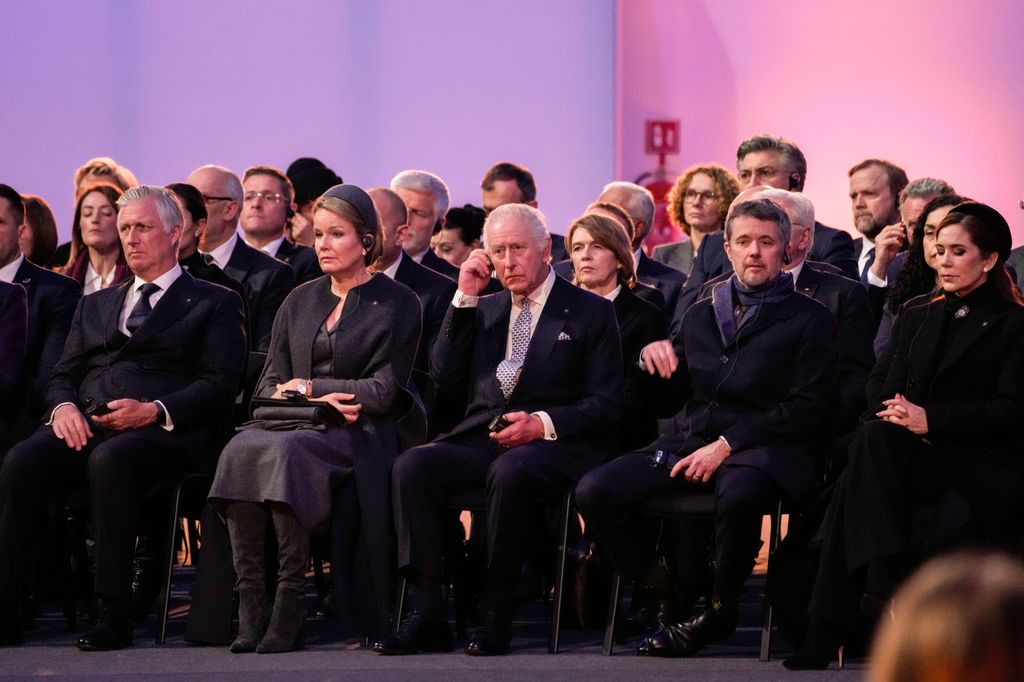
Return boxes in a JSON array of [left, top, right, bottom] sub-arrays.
[[848, 159, 908, 288]]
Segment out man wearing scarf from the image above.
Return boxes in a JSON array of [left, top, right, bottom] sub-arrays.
[[576, 199, 840, 658]]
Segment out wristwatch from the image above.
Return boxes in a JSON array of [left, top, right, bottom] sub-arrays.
[[296, 379, 312, 399], [154, 402, 167, 427]]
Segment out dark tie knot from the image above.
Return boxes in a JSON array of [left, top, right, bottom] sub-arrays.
[[201, 253, 216, 266], [138, 282, 160, 298]]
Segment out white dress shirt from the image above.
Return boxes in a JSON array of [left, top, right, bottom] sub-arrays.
[[381, 250, 404, 280], [200, 233, 239, 270], [0, 253, 23, 282], [250, 234, 285, 258], [857, 237, 887, 287], [83, 261, 114, 295]]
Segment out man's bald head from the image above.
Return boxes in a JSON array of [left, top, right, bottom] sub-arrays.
[[368, 187, 409, 269]]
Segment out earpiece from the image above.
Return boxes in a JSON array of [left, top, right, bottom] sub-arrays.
[[788, 174, 799, 191], [361, 234, 375, 250], [782, 251, 791, 265], [286, 206, 295, 219]]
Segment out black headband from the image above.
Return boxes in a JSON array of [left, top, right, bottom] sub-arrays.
[[947, 201, 1012, 262], [320, 184, 379, 234]]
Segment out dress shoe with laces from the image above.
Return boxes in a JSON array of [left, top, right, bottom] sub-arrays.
[[130, 557, 161, 622], [465, 611, 511, 656], [77, 608, 133, 651], [636, 603, 737, 658], [372, 611, 452, 655]]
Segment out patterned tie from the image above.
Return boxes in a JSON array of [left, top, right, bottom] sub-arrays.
[[860, 246, 875, 287], [126, 283, 160, 334], [496, 297, 533, 399], [201, 253, 217, 267]]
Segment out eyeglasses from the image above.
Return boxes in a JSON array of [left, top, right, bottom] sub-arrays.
[[243, 191, 287, 204], [737, 167, 784, 184], [202, 194, 234, 204], [682, 189, 720, 203]]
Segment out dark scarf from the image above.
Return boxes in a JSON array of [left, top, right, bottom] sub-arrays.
[[711, 271, 794, 346]]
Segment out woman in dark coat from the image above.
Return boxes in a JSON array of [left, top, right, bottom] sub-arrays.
[[786, 202, 1024, 670], [209, 184, 423, 653], [566, 212, 667, 451]]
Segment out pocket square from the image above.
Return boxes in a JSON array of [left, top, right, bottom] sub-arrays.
[[557, 331, 572, 341]]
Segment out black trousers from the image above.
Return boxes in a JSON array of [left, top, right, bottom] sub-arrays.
[[575, 446, 780, 603], [0, 425, 182, 616], [393, 430, 594, 615]]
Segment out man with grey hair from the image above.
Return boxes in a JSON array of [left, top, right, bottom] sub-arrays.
[[187, 164, 293, 353], [0, 185, 246, 649], [376, 203, 623, 656], [391, 169, 460, 280], [596, 181, 686, 313], [577, 198, 839, 658]]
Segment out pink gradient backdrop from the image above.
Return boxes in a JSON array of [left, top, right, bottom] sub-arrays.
[[617, 0, 1024, 242], [1, 0, 615, 242]]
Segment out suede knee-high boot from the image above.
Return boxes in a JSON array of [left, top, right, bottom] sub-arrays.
[[225, 502, 269, 653], [257, 508, 309, 654]]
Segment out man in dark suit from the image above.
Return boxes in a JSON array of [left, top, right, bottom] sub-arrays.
[[848, 158, 909, 285], [0, 185, 83, 434], [188, 165, 294, 353], [576, 199, 839, 658], [0, 186, 246, 649], [239, 165, 322, 285], [391, 169, 461, 280], [373, 204, 623, 656], [480, 161, 567, 262], [697, 188, 874, 436], [734, 134, 858, 279], [598, 182, 686, 314], [0, 280, 27, 452], [369, 187, 458, 434]]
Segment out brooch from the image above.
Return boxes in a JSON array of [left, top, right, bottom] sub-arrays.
[[954, 305, 970, 319]]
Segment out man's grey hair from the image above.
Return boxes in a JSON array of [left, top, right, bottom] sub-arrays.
[[390, 170, 450, 221], [190, 164, 243, 204], [899, 177, 956, 208], [117, 185, 183, 234], [725, 198, 792, 245], [736, 134, 808, 189], [483, 203, 549, 248], [601, 181, 655, 231], [752, 187, 815, 238]]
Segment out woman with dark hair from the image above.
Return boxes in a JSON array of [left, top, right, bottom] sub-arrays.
[[652, 164, 740, 275], [19, 195, 59, 266], [873, 194, 968, 357], [208, 184, 423, 653], [63, 183, 131, 293], [786, 202, 1024, 670], [436, 204, 485, 268], [567, 213, 666, 451]]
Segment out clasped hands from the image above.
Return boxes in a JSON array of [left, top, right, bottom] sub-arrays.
[[876, 392, 928, 434], [52, 399, 159, 451], [274, 378, 362, 424]]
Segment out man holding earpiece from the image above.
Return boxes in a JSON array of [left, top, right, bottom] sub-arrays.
[[576, 198, 839, 658], [239, 166, 322, 285], [848, 158, 908, 289]]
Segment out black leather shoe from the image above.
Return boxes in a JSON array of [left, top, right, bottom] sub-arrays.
[[372, 611, 452, 655], [783, 625, 842, 670], [77, 608, 133, 651], [465, 612, 511, 656], [636, 605, 737, 658]]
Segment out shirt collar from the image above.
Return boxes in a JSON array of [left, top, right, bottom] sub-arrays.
[[518, 265, 556, 307], [604, 284, 622, 301], [0, 253, 24, 283], [252, 234, 286, 257], [132, 263, 183, 292], [408, 247, 429, 263], [201, 232, 238, 269], [787, 259, 805, 283], [382, 250, 404, 279]]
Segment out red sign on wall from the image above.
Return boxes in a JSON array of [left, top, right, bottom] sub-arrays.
[[645, 120, 680, 155]]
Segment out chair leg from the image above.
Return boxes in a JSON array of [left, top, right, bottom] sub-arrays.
[[759, 501, 784, 662], [392, 575, 407, 634], [602, 572, 622, 656], [548, 491, 573, 654], [157, 481, 185, 644]]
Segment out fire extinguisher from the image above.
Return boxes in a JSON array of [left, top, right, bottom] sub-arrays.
[[634, 167, 681, 256]]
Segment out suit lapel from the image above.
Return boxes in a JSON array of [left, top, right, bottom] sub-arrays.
[[290, 279, 337, 378], [517, 279, 571, 392], [483, 291, 512, 367], [125, 274, 196, 349], [933, 306, 998, 381], [105, 280, 134, 342], [795, 265, 820, 298], [223, 240, 255, 282], [730, 300, 785, 349]]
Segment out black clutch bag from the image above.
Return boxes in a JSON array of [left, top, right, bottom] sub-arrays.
[[249, 396, 345, 430]]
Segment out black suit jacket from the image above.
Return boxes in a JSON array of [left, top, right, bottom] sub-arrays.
[[649, 285, 840, 499], [810, 222, 858, 280], [549, 232, 568, 263], [636, 251, 686, 315], [46, 273, 247, 465], [275, 239, 323, 285], [0, 281, 27, 447], [431, 273, 623, 460], [612, 285, 668, 452], [11, 259, 82, 417], [419, 249, 460, 281], [394, 252, 457, 373], [222, 239, 294, 353], [180, 252, 251, 334]]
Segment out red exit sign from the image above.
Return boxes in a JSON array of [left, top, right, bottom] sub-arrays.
[[645, 120, 680, 155]]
